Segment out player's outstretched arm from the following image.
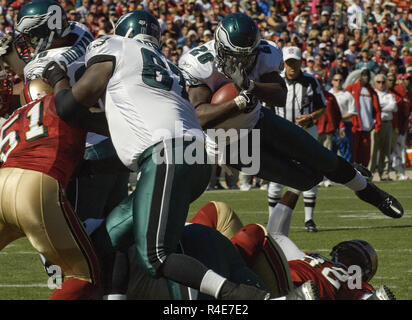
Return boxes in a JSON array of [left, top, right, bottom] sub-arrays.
[[43, 60, 113, 121], [188, 84, 242, 129]]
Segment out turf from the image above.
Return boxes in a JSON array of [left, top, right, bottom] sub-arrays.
[[0, 180, 411, 300]]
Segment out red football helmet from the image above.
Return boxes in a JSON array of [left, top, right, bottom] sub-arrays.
[[330, 239, 378, 282], [0, 71, 13, 117]]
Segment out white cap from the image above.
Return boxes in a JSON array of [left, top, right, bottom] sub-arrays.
[[283, 46, 302, 61]]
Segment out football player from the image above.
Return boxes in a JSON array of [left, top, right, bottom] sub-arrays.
[[0, 78, 108, 299], [0, 0, 130, 236], [178, 13, 403, 220], [43, 10, 271, 300], [193, 200, 395, 300], [266, 189, 396, 300]]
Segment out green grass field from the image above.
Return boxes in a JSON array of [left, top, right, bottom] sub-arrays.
[[0, 180, 411, 300]]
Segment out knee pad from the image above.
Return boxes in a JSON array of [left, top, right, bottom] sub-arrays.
[[230, 224, 266, 267]]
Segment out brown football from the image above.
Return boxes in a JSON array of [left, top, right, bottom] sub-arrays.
[[211, 82, 238, 104]]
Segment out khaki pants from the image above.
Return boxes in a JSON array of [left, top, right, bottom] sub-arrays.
[[369, 121, 393, 178], [0, 167, 99, 283]]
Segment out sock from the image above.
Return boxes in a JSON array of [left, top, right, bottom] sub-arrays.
[[266, 203, 293, 237], [304, 205, 314, 223], [161, 253, 209, 289], [49, 278, 96, 300], [345, 170, 367, 191], [199, 269, 227, 299], [103, 294, 127, 300]]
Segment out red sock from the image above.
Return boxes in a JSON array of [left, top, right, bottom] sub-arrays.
[[49, 278, 96, 300], [231, 224, 265, 267]]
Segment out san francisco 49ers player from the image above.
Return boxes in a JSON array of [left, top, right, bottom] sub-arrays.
[[188, 197, 395, 300], [0, 79, 107, 299], [266, 189, 396, 300]]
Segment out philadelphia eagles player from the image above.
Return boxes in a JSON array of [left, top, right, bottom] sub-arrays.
[[178, 12, 403, 220], [42, 10, 271, 300]]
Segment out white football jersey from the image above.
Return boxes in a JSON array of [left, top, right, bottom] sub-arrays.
[[85, 35, 203, 170], [178, 39, 283, 132], [23, 22, 107, 148], [179, 39, 283, 162], [24, 22, 94, 84]]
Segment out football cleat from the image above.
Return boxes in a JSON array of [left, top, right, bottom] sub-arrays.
[[366, 285, 396, 300], [305, 219, 318, 233], [285, 281, 320, 300], [219, 281, 270, 300], [355, 182, 403, 219]]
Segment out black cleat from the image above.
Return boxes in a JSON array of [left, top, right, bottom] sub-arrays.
[[305, 219, 318, 232], [219, 281, 270, 300], [355, 182, 404, 219]]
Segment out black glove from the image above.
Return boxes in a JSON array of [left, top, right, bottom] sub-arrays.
[[42, 60, 68, 88], [230, 62, 250, 90]]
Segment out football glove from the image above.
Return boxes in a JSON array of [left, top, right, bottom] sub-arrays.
[[42, 60, 69, 88], [234, 89, 258, 113], [230, 62, 251, 91]]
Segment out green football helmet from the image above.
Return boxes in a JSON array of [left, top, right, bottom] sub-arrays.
[[15, 0, 70, 56], [330, 239, 378, 282], [114, 10, 161, 48], [214, 13, 261, 77]]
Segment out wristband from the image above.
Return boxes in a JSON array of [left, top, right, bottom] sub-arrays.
[[234, 95, 247, 110]]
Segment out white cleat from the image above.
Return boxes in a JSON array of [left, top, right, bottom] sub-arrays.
[[285, 280, 320, 300], [367, 285, 396, 300]]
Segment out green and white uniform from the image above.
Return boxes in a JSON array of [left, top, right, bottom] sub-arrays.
[[85, 35, 211, 275]]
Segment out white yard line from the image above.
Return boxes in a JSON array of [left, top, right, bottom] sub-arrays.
[[0, 284, 49, 287]]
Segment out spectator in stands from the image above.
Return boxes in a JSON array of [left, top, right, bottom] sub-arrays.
[[345, 69, 381, 167], [356, 47, 379, 74], [369, 74, 398, 181], [388, 73, 410, 181], [329, 55, 349, 84]]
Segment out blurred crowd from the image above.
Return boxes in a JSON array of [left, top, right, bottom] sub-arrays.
[[1, 0, 412, 188]]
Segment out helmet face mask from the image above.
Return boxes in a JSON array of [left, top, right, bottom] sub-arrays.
[[330, 240, 378, 282], [115, 10, 161, 48], [214, 13, 260, 78]]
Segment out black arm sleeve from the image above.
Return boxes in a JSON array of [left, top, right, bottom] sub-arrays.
[[54, 88, 85, 122]]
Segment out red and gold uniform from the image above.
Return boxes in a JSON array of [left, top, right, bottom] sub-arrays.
[[0, 93, 99, 295], [289, 254, 374, 300]]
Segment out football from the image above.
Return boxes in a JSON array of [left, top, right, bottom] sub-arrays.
[[211, 82, 239, 104]]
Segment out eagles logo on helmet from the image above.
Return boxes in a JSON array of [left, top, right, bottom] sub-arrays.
[[14, 0, 71, 58], [214, 13, 261, 78]]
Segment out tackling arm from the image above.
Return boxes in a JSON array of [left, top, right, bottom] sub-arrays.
[[43, 60, 113, 122]]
